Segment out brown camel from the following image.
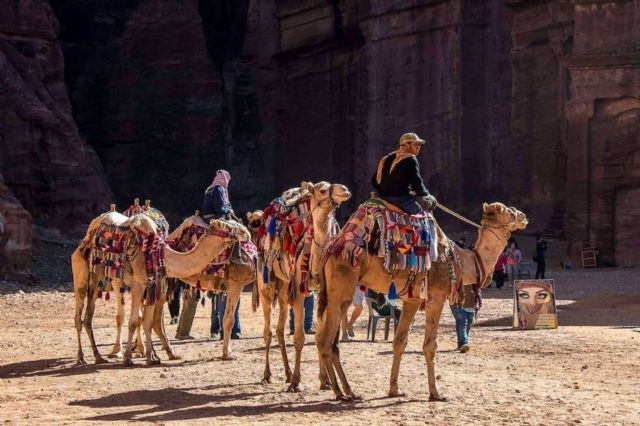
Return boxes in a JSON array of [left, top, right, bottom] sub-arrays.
[[315, 202, 528, 400], [257, 181, 351, 392], [165, 213, 257, 360], [72, 211, 249, 366]]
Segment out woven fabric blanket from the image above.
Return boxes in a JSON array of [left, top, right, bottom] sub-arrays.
[[257, 194, 315, 296], [123, 205, 170, 238], [172, 222, 257, 277], [89, 224, 131, 280], [327, 198, 438, 275]]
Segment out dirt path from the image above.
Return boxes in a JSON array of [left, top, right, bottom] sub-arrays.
[[1, 269, 639, 425]]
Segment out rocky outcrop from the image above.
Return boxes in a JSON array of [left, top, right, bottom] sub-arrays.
[[0, 174, 32, 273], [0, 0, 112, 235]]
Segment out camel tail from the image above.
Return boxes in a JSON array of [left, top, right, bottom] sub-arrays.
[[317, 263, 328, 320], [251, 281, 260, 312]]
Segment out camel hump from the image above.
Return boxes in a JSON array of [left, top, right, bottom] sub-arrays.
[[280, 187, 310, 206]]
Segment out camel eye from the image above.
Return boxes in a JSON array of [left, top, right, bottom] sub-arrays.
[[320, 189, 327, 194]]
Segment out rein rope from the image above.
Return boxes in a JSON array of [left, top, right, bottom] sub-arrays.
[[436, 203, 481, 229]]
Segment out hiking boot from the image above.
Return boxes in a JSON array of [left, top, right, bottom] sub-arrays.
[[341, 333, 352, 342], [231, 334, 241, 340], [347, 325, 355, 338], [460, 344, 470, 353], [305, 328, 316, 335]]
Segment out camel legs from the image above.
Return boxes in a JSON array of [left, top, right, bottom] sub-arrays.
[[275, 281, 292, 383], [423, 293, 447, 401], [287, 292, 306, 392], [317, 301, 350, 400], [108, 282, 125, 358], [221, 282, 242, 360], [74, 282, 88, 365], [151, 293, 181, 360], [82, 285, 108, 365], [122, 284, 143, 366], [388, 301, 420, 397], [142, 300, 160, 365], [259, 285, 274, 384]]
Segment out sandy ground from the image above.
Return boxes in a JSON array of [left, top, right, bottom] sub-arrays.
[[1, 268, 639, 425]]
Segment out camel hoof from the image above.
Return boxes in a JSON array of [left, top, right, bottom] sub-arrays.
[[107, 352, 122, 359], [146, 357, 161, 366], [336, 395, 352, 402], [133, 352, 144, 359], [388, 389, 406, 398], [261, 377, 271, 385], [286, 383, 301, 393], [168, 353, 182, 361], [429, 394, 448, 402], [123, 357, 134, 367], [347, 393, 362, 401], [76, 358, 87, 366], [94, 357, 108, 365], [319, 383, 331, 391], [220, 354, 236, 361]]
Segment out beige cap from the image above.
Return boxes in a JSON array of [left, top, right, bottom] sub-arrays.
[[399, 132, 426, 146]]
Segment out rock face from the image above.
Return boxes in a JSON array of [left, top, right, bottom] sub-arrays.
[[49, 0, 277, 224], [509, 0, 640, 265], [2, 0, 638, 266], [0, 174, 32, 273], [0, 0, 112, 235]]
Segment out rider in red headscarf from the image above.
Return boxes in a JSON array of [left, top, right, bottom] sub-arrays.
[[203, 170, 234, 220]]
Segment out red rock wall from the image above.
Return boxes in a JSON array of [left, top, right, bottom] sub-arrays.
[[0, 0, 112, 234]]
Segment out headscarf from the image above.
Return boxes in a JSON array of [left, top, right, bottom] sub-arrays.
[[207, 170, 231, 205], [375, 148, 416, 185]]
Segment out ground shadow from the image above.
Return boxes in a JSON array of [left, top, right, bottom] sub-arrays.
[[75, 387, 418, 422]]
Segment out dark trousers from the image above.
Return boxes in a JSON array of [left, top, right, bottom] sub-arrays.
[[168, 282, 182, 318], [493, 271, 505, 289], [380, 196, 422, 215], [535, 260, 546, 279], [211, 293, 241, 336]]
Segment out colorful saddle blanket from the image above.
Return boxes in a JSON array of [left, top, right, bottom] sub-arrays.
[[257, 193, 316, 295], [171, 220, 257, 277], [327, 198, 438, 274], [89, 224, 131, 280], [123, 204, 170, 238]]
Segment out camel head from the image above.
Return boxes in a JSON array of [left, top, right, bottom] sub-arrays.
[[246, 210, 264, 230], [127, 213, 159, 237], [209, 218, 251, 242], [301, 181, 352, 211], [481, 202, 528, 233]]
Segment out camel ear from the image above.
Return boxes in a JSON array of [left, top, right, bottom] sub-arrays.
[[482, 202, 489, 212], [246, 212, 251, 220], [302, 181, 314, 194]]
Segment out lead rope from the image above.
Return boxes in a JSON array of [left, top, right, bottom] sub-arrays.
[[435, 203, 481, 229]]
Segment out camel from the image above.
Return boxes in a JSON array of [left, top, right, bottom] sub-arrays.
[[165, 213, 257, 360], [315, 202, 528, 400], [72, 210, 249, 366], [257, 181, 351, 392]]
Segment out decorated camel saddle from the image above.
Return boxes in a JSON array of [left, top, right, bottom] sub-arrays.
[[257, 187, 336, 295], [167, 213, 257, 279], [78, 208, 168, 304], [327, 198, 440, 275]]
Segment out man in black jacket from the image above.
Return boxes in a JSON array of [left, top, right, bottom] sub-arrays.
[[372, 132, 437, 214]]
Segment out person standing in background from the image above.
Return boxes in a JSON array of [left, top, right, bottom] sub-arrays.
[[506, 241, 521, 287], [534, 233, 549, 279], [289, 293, 315, 335], [493, 248, 508, 290], [341, 284, 366, 341]]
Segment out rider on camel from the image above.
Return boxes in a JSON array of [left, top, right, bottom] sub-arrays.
[[372, 132, 437, 215], [203, 170, 235, 221]]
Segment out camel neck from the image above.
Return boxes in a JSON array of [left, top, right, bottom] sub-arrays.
[[164, 233, 228, 278], [311, 207, 333, 246], [473, 226, 511, 275]]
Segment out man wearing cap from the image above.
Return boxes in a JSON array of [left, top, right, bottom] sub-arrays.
[[371, 132, 437, 214]]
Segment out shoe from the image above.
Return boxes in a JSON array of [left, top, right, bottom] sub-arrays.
[[175, 334, 194, 340], [347, 325, 355, 338], [210, 331, 219, 340], [305, 329, 316, 335], [230, 334, 240, 340], [341, 333, 352, 342], [460, 344, 470, 353]]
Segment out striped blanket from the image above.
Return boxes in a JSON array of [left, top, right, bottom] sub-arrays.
[[327, 198, 438, 275]]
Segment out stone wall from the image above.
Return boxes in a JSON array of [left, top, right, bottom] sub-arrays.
[[0, 0, 112, 235], [0, 174, 32, 273]]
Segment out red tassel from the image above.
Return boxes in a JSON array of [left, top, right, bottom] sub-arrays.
[[359, 285, 367, 293], [419, 300, 426, 311], [105, 291, 111, 301], [97, 290, 103, 299], [197, 280, 202, 290]]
